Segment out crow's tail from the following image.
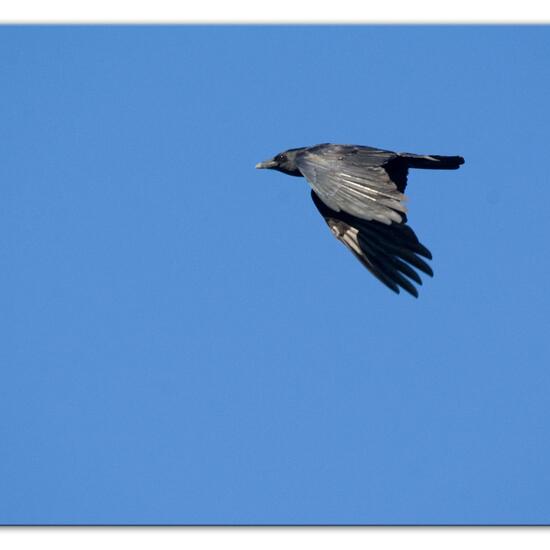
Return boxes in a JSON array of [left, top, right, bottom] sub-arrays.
[[399, 153, 465, 170]]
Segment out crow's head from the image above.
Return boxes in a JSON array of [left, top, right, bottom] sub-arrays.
[[255, 147, 306, 177]]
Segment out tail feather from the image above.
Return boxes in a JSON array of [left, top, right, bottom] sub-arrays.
[[399, 153, 465, 170]]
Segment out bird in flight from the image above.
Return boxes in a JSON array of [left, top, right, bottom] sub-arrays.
[[256, 143, 464, 297]]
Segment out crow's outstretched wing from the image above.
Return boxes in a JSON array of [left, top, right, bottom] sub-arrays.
[[311, 190, 433, 297], [296, 144, 409, 224]]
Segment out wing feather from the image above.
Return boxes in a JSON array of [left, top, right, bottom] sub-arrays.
[[296, 145, 408, 224], [311, 190, 433, 297]]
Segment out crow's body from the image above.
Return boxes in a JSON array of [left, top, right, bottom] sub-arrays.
[[256, 143, 464, 297]]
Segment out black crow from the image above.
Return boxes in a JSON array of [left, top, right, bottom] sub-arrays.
[[256, 143, 464, 297]]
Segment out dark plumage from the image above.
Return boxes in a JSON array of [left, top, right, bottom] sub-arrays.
[[256, 143, 464, 297]]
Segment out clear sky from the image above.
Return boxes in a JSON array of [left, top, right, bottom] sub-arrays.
[[2, 25, 550, 525]]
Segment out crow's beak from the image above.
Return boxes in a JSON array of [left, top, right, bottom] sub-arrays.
[[255, 159, 278, 169]]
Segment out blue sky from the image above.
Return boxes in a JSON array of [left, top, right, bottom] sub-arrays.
[[2, 25, 550, 525]]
